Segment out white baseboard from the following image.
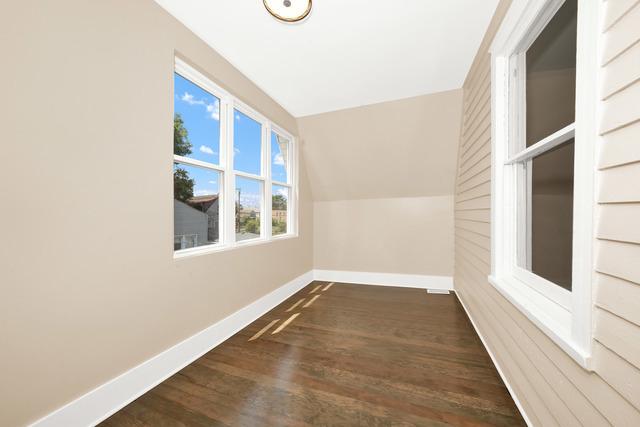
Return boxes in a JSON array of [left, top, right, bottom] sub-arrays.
[[31, 270, 315, 427], [455, 289, 533, 427], [28, 270, 489, 427], [313, 269, 453, 290]]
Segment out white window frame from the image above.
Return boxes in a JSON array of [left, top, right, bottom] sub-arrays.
[[489, 0, 600, 369], [173, 57, 298, 259]]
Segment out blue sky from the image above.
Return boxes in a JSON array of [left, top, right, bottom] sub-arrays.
[[174, 73, 289, 208], [233, 109, 262, 175]]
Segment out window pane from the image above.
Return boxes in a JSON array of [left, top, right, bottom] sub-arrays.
[[271, 132, 289, 183], [173, 163, 220, 250], [234, 110, 262, 175], [174, 73, 221, 165], [272, 185, 289, 236], [525, 0, 576, 147], [235, 176, 262, 241], [526, 140, 574, 290]]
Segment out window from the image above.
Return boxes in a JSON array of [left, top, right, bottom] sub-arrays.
[[510, 0, 577, 297], [490, 0, 599, 368], [173, 58, 297, 257], [271, 131, 292, 237], [173, 73, 222, 251], [233, 109, 263, 176]]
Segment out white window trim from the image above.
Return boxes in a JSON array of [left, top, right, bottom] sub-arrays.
[[173, 57, 298, 259], [489, 0, 600, 369]]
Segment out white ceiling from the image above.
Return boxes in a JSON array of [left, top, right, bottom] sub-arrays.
[[155, 0, 500, 117]]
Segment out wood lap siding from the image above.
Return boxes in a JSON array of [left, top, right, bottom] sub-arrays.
[[595, 0, 640, 416], [453, 1, 640, 426]]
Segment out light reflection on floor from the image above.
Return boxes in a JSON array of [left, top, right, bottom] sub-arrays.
[[248, 282, 332, 342]]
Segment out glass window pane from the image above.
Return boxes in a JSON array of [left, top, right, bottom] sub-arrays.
[[526, 140, 574, 290], [272, 185, 289, 236], [235, 176, 262, 241], [174, 73, 221, 165], [234, 110, 262, 175], [271, 132, 289, 183], [525, 0, 576, 147], [173, 163, 221, 250]]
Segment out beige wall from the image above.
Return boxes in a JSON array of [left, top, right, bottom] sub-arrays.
[[314, 196, 454, 276], [0, 1, 313, 425], [299, 91, 462, 275], [454, 0, 640, 425], [298, 90, 463, 202]]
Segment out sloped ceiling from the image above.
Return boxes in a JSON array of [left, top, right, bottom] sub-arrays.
[[155, 0, 499, 117]]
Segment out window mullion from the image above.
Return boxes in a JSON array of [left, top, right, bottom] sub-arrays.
[[505, 122, 575, 165], [264, 123, 272, 239], [173, 155, 224, 172], [224, 95, 236, 246], [234, 170, 264, 181], [291, 135, 297, 235]]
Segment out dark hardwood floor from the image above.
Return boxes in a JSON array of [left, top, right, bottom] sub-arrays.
[[101, 282, 525, 426]]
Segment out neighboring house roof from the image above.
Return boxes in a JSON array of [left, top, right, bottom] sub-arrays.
[[187, 194, 219, 212], [188, 194, 219, 203]]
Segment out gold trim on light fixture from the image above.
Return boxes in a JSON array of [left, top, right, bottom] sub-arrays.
[[263, 0, 312, 23]]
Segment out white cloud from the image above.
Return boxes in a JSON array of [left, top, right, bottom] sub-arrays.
[[275, 187, 288, 198], [235, 113, 241, 121], [194, 189, 215, 197], [273, 153, 285, 166], [208, 180, 217, 185], [199, 145, 215, 155], [234, 147, 241, 154], [206, 100, 220, 120], [181, 92, 204, 106], [181, 92, 219, 121]]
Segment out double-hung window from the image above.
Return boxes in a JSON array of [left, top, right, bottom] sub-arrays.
[[490, 0, 599, 368], [173, 58, 297, 257]]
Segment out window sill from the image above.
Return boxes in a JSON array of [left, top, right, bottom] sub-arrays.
[[488, 274, 592, 370], [173, 233, 298, 260]]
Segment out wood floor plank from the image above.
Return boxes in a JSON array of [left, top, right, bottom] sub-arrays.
[[101, 282, 525, 426]]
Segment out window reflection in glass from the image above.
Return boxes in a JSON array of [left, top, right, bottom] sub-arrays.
[[525, 0, 577, 147]]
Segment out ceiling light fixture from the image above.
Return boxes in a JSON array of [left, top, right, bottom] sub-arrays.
[[263, 0, 312, 23]]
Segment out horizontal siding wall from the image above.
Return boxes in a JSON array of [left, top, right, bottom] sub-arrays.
[[454, 0, 640, 425], [594, 0, 640, 417]]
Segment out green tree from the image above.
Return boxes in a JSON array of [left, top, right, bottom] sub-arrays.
[[174, 167, 194, 202], [272, 194, 287, 210], [272, 218, 286, 235], [173, 114, 194, 202], [174, 113, 192, 156], [245, 218, 260, 234]]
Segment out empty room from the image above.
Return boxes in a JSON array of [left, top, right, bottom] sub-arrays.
[[3, 0, 640, 426]]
